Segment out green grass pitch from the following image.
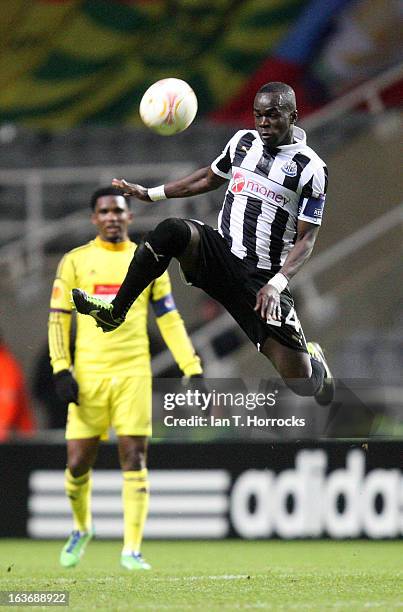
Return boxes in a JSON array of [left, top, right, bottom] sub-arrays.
[[0, 540, 402, 611]]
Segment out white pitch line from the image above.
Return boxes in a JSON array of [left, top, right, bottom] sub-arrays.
[[149, 574, 250, 582]]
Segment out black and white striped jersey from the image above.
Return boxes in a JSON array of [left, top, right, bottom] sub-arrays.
[[211, 126, 328, 272]]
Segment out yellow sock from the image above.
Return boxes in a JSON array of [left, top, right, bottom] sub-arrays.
[[122, 469, 149, 553], [65, 469, 92, 533]]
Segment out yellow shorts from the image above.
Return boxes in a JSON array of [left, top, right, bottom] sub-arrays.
[[65, 374, 152, 440]]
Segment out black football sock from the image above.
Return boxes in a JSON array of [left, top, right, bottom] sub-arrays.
[[112, 242, 168, 320], [286, 357, 325, 397], [112, 218, 191, 319], [310, 357, 326, 395]]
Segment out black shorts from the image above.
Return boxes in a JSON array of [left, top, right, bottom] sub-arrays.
[[183, 221, 307, 354]]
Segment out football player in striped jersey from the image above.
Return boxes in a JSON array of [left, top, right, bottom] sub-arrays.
[[73, 83, 334, 407]]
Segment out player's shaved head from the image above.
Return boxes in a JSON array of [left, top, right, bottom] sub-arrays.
[[255, 82, 296, 111]]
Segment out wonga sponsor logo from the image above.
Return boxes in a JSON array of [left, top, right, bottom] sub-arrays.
[[246, 179, 290, 207], [230, 168, 291, 206], [231, 171, 245, 193]]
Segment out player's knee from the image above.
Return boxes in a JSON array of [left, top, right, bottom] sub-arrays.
[[119, 441, 147, 471], [276, 361, 315, 397], [67, 457, 92, 478], [274, 357, 310, 379], [148, 217, 191, 257]]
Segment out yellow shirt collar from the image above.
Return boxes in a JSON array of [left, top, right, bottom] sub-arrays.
[[94, 236, 133, 252]]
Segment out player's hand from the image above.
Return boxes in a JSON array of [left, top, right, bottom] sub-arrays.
[[112, 178, 149, 201], [255, 284, 282, 321], [53, 369, 79, 405]]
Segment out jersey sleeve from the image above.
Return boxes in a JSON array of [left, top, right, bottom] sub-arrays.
[[152, 272, 202, 377], [298, 165, 328, 226], [48, 253, 75, 374], [211, 131, 243, 180], [50, 253, 76, 312]]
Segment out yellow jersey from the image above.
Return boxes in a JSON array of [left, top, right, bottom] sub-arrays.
[[49, 237, 202, 378]]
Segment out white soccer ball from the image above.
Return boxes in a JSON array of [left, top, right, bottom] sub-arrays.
[[139, 78, 198, 136]]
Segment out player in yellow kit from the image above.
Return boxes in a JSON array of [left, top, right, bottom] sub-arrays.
[[48, 187, 203, 571]]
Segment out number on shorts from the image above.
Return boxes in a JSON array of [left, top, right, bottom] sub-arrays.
[[285, 307, 301, 332]]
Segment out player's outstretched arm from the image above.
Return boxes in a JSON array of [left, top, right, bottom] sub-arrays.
[[255, 220, 319, 321], [112, 167, 226, 202]]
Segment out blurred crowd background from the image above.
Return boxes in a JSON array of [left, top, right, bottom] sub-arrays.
[[0, 0, 402, 437]]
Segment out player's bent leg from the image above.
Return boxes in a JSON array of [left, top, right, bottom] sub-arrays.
[[306, 341, 335, 406], [262, 336, 334, 404], [176, 220, 202, 276], [118, 436, 151, 571], [60, 438, 99, 568], [113, 218, 193, 319], [72, 218, 194, 332]]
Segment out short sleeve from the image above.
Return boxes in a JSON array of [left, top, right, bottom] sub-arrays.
[[211, 131, 243, 180], [298, 165, 328, 226]]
